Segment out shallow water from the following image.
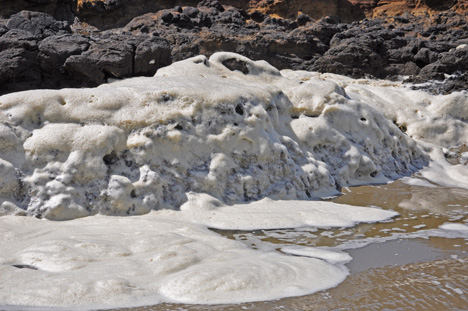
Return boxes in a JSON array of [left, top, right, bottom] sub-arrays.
[[109, 180, 468, 311]]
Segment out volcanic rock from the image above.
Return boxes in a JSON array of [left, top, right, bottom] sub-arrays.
[[0, 11, 171, 94], [0, 1, 468, 94]]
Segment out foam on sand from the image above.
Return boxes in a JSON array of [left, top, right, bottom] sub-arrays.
[[0, 201, 394, 308], [159, 192, 398, 230], [440, 222, 468, 231], [281, 246, 353, 265]]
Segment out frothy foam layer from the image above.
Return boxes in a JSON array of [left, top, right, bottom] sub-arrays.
[[0, 52, 426, 219], [158, 192, 398, 230], [0, 200, 396, 308]]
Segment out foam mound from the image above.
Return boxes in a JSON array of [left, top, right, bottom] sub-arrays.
[[0, 52, 427, 220]]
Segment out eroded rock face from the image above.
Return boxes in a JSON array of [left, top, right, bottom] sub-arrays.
[[0, 1, 467, 94], [0, 11, 171, 94], [248, 0, 373, 23], [0, 0, 75, 22]]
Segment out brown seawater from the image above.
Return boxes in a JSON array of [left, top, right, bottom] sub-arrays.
[[110, 180, 468, 311]]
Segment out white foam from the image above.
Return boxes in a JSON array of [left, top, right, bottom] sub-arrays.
[[418, 144, 468, 189], [281, 246, 352, 265], [439, 222, 468, 231], [0, 52, 427, 220], [158, 193, 398, 230], [0, 213, 348, 308], [399, 177, 437, 188], [281, 70, 468, 190]]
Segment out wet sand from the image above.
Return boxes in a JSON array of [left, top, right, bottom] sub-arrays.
[[109, 180, 468, 311]]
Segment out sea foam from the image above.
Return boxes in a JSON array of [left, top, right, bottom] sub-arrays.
[[0, 52, 427, 220], [0, 52, 466, 309]]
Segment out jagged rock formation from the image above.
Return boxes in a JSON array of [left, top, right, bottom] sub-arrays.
[[0, 11, 171, 94], [0, 0, 467, 95]]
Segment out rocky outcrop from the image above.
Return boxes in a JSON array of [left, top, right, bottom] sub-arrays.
[[0, 0, 467, 94], [2, 0, 467, 29], [123, 1, 468, 93], [0, 0, 75, 22], [0, 11, 171, 94]]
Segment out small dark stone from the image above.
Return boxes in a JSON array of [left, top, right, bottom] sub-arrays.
[[12, 264, 38, 270], [235, 104, 244, 115], [183, 7, 199, 18], [297, 14, 311, 26], [222, 58, 249, 74], [103, 152, 118, 166], [250, 11, 265, 23], [161, 12, 173, 23], [134, 36, 171, 76], [139, 25, 149, 33]]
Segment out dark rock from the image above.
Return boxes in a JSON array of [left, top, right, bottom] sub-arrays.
[[0, 0, 74, 22], [218, 9, 245, 25], [183, 7, 199, 18], [25, 0, 53, 3], [63, 36, 135, 85], [385, 37, 408, 49], [306, 22, 346, 46], [134, 36, 172, 76], [418, 63, 448, 80], [313, 34, 388, 78], [0, 8, 172, 94], [321, 16, 341, 25], [197, 0, 224, 12], [161, 12, 173, 23], [0, 25, 8, 37], [1, 1, 468, 95], [194, 11, 213, 27], [6, 10, 70, 38], [414, 47, 439, 66], [0, 28, 41, 94], [249, 11, 265, 23], [221, 57, 249, 74], [0, 47, 41, 94], [38, 34, 91, 88], [387, 46, 415, 62], [0, 28, 39, 50], [297, 14, 311, 26], [386, 62, 420, 77], [61, 33, 171, 86]]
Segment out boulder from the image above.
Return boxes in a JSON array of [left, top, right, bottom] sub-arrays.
[[6, 10, 71, 38]]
